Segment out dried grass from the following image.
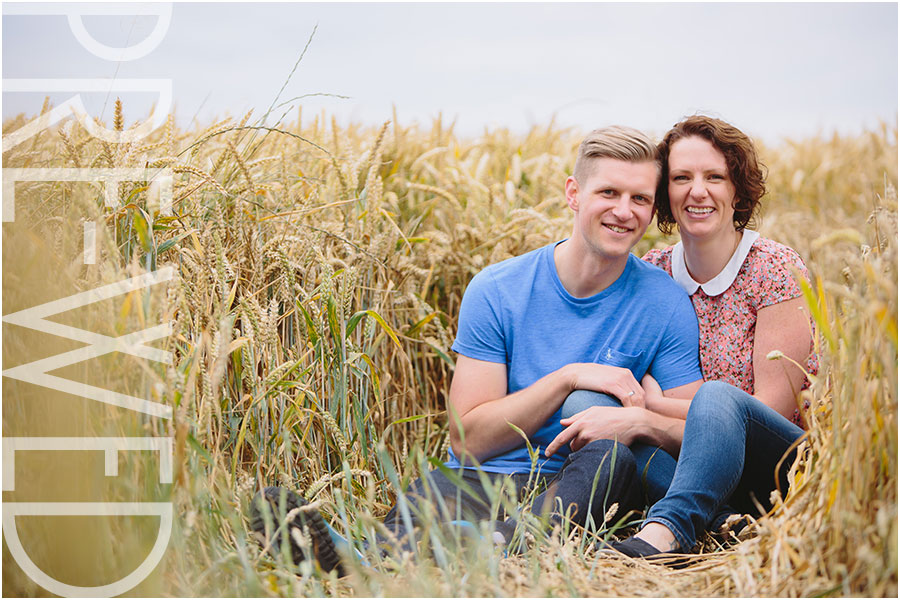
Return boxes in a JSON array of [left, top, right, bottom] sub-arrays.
[[1, 103, 896, 597]]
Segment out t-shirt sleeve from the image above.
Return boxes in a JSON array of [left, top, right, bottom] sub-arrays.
[[751, 246, 810, 309], [649, 292, 703, 390], [451, 268, 508, 363]]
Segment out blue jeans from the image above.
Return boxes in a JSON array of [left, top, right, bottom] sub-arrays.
[[381, 438, 643, 550], [562, 390, 677, 504], [645, 381, 804, 550]]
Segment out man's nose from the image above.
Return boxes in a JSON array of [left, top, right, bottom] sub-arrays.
[[612, 196, 633, 219]]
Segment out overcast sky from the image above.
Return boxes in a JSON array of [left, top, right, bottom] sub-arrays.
[[2, 2, 897, 143]]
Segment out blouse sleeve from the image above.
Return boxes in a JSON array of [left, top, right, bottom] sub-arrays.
[[749, 242, 810, 310], [641, 247, 670, 271], [641, 248, 662, 264]]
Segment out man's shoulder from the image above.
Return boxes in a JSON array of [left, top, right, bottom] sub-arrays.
[[622, 255, 694, 325], [475, 243, 552, 283], [629, 252, 682, 291]]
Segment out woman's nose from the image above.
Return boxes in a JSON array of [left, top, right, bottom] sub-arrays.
[[689, 179, 707, 198]]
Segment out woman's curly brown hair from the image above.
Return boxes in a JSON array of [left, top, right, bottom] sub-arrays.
[[655, 115, 767, 235]]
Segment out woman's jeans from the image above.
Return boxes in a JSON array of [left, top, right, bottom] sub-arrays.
[[645, 380, 805, 550], [562, 390, 677, 504]]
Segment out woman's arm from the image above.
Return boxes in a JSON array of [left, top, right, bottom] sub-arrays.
[[643, 374, 692, 419], [644, 297, 814, 422], [751, 296, 814, 419]]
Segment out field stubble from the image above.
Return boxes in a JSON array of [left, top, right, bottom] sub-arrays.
[[1, 102, 897, 597]]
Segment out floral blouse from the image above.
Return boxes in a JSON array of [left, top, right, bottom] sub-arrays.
[[643, 230, 819, 427]]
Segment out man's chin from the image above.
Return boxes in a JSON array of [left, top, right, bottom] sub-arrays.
[[590, 245, 635, 262], [600, 235, 641, 254]]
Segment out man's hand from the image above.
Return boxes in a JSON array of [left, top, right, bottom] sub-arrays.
[[544, 406, 645, 457], [449, 358, 652, 463], [567, 363, 645, 408]]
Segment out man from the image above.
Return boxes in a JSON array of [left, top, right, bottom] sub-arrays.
[[251, 126, 703, 571]]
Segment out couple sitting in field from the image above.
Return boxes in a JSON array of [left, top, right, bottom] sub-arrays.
[[250, 116, 818, 571]]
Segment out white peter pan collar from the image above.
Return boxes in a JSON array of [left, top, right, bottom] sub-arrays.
[[671, 229, 760, 296]]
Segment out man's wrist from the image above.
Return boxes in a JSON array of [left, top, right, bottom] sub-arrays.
[[632, 407, 657, 444], [558, 363, 578, 394]]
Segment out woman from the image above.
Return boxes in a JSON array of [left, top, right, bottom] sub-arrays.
[[572, 115, 818, 558]]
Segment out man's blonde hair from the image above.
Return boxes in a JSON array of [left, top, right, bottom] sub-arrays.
[[573, 126, 660, 183]]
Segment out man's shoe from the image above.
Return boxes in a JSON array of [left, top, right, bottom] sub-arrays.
[[249, 486, 344, 575]]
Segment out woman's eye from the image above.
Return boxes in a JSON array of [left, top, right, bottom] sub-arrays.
[[709, 174, 725, 181], [672, 175, 689, 182]]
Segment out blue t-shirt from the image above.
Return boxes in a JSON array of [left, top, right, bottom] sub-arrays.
[[447, 241, 702, 474]]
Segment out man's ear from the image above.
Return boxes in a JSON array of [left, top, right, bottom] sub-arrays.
[[564, 176, 579, 211]]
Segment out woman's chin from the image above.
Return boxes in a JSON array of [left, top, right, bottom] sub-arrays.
[[676, 224, 712, 242], [677, 221, 733, 243]]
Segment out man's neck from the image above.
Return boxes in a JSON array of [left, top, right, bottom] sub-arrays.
[[553, 238, 629, 299]]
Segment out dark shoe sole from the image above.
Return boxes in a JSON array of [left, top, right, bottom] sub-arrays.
[[249, 486, 344, 575]]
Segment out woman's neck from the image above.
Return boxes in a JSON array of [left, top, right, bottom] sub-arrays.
[[681, 228, 743, 284]]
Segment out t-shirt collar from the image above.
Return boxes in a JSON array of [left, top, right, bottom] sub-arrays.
[[671, 229, 760, 296]]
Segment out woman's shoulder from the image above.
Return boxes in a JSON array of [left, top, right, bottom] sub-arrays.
[[748, 236, 807, 270], [641, 245, 674, 271], [740, 235, 809, 303]]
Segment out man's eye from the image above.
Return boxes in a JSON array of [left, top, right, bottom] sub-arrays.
[[634, 196, 651, 204], [600, 189, 616, 196]]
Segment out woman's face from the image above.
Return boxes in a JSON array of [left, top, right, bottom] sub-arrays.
[[666, 136, 737, 243]]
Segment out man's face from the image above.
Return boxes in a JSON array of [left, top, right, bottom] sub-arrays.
[[565, 158, 657, 263]]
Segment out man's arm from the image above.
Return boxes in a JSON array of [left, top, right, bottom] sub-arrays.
[[540, 285, 705, 459], [543, 379, 702, 458], [448, 355, 646, 464]]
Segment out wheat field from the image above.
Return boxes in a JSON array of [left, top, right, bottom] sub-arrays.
[[1, 101, 896, 597]]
